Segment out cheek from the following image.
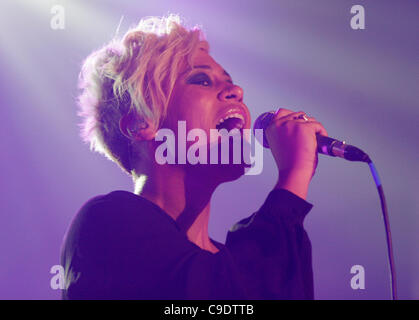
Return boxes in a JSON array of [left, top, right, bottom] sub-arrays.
[[167, 82, 218, 129], [181, 91, 215, 123]]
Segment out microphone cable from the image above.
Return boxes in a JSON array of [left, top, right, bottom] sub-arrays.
[[365, 156, 397, 300]]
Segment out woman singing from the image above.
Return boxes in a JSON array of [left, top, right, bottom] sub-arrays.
[[61, 15, 328, 299]]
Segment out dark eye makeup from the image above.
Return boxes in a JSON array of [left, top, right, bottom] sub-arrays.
[[187, 72, 212, 86]]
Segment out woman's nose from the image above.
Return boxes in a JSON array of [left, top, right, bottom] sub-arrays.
[[218, 84, 243, 103]]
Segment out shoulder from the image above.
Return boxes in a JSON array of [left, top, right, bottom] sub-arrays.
[[73, 190, 177, 231], [61, 190, 179, 258], [78, 190, 157, 217]]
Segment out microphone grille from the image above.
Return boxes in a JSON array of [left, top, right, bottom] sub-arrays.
[[253, 111, 275, 148]]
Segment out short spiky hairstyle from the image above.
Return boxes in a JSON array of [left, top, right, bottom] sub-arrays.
[[77, 15, 205, 175]]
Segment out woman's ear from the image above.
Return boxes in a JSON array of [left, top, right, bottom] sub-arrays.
[[119, 113, 157, 141]]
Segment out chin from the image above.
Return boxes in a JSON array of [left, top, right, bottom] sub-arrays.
[[184, 138, 249, 185], [186, 162, 246, 186], [207, 140, 249, 182]]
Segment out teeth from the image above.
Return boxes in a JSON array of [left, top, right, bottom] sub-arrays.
[[216, 113, 245, 128]]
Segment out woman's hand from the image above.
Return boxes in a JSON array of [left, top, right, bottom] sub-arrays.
[[265, 108, 328, 200]]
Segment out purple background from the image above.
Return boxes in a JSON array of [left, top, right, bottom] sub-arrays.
[[0, 0, 417, 299]]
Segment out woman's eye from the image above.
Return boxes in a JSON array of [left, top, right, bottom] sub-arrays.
[[187, 73, 212, 87]]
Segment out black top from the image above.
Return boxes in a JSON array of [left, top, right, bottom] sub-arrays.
[[60, 188, 314, 299]]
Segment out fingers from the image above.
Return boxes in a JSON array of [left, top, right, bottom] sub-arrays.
[[301, 120, 329, 138], [268, 110, 306, 131], [272, 108, 328, 137], [273, 108, 306, 120]]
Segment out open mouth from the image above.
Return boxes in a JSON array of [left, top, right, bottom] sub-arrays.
[[215, 113, 245, 131]]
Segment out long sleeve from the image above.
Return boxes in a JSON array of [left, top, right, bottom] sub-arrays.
[[224, 188, 314, 299]]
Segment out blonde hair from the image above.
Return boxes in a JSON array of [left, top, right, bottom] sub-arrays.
[[77, 14, 205, 174]]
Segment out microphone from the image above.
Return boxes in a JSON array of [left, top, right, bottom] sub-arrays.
[[253, 111, 370, 163]]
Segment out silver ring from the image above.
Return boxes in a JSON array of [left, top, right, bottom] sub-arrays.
[[297, 114, 309, 121]]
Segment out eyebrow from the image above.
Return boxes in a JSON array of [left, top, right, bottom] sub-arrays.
[[193, 65, 231, 78]]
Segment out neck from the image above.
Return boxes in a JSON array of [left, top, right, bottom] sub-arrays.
[[134, 162, 219, 253]]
